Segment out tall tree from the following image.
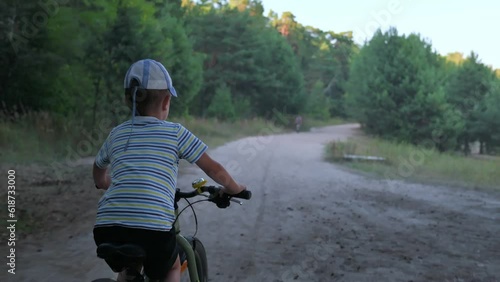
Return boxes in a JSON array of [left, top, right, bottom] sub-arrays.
[[186, 5, 305, 117], [1, 0, 66, 112], [445, 52, 494, 153], [469, 77, 500, 153], [79, 0, 202, 119], [346, 28, 456, 146], [270, 12, 356, 118], [306, 80, 331, 119]]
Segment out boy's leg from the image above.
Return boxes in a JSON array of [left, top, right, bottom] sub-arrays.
[[163, 255, 181, 282], [116, 262, 143, 282], [143, 227, 179, 281]]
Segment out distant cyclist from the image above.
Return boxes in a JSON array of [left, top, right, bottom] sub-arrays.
[[295, 115, 303, 132]]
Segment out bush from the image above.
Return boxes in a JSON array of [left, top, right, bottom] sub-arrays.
[[207, 83, 236, 121]]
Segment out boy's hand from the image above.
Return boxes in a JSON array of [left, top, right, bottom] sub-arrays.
[[220, 184, 246, 196], [93, 162, 111, 190], [212, 184, 247, 208], [209, 192, 231, 208]]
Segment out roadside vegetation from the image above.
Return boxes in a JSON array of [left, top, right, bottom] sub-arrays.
[[322, 26, 500, 190], [325, 137, 500, 189], [0, 109, 345, 164]]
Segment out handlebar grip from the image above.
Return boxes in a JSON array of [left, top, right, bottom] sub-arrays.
[[203, 186, 252, 200], [231, 190, 252, 200]]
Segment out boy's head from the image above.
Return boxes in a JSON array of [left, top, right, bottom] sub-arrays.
[[124, 59, 177, 118]]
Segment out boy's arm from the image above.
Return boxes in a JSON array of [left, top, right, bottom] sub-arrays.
[[93, 162, 111, 190], [195, 153, 245, 195]]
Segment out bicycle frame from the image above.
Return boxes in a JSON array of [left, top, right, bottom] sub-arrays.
[[136, 208, 199, 282], [174, 207, 200, 282]]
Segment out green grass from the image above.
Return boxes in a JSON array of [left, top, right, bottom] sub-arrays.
[[0, 112, 79, 163], [325, 137, 500, 189], [0, 112, 290, 163], [1, 110, 349, 164], [171, 117, 286, 148]]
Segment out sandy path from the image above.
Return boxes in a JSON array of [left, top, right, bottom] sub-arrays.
[[9, 124, 500, 282]]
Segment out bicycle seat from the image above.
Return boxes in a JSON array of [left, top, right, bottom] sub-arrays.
[[97, 243, 147, 261]]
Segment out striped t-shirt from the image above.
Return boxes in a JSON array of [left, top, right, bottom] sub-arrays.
[[94, 116, 208, 232]]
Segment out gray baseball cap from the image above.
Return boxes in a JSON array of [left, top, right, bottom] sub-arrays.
[[124, 59, 178, 97]]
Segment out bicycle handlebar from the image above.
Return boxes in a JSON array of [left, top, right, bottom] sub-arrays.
[[175, 186, 252, 203], [203, 186, 252, 200]]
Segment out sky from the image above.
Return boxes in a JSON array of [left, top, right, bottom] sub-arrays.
[[261, 0, 500, 69]]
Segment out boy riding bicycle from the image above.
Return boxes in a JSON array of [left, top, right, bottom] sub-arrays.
[[92, 59, 246, 282]]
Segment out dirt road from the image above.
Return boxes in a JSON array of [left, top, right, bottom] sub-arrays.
[[10, 124, 500, 282]]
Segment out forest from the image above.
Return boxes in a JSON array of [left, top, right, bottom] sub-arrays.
[[2, 0, 500, 155]]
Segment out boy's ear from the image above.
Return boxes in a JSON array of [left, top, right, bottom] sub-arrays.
[[162, 94, 171, 110]]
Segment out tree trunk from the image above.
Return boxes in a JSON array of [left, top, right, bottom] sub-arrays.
[[463, 137, 470, 156], [92, 77, 101, 126]]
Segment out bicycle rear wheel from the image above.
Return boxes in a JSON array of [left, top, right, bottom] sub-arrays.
[[180, 237, 208, 282]]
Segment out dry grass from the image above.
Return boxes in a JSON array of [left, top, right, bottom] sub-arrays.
[[325, 137, 500, 189], [0, 111, 290, 164]]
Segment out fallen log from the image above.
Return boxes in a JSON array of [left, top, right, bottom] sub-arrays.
[[343, 154, 386, 161]]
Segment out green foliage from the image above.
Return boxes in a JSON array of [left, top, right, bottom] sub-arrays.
[[186, 5, 306, 117], [472, 79, 500, 153], [446, 52, 465, 65], [445, 52, 495, 153], [207, 83, 235, 121], [271, 13, 356, 118], [347, 28, 456, 146], [345, 28, 497, 154], [1, 0, 201, 123], [1, 0, 354, 124], [325, 137, 500, 189], [349, 29, 439, 142], [152, 1, 203, 116], [306, 80, 331, 120], [1, 0, 66, 112], [445, 53, 493, 116], [1, 0, 499, 159], [428, 89, 465, 152], [1, 110, 285, 164], [233, 97, 252, 119]]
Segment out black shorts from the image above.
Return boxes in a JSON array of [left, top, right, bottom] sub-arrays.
[[93, 225, 178, 280]]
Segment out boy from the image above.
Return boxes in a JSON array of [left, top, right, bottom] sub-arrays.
[[92, 59, 246, 282]]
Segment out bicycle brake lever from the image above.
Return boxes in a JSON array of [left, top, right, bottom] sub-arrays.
[[230, 198, 242, 205]]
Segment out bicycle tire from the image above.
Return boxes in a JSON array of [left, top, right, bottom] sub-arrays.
[[191, 237, 208, 282]]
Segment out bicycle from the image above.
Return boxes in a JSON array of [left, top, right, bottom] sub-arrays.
[[91, 178, 252, 282], [295, 115, 303, 133]]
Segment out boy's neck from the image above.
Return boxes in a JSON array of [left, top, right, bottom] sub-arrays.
[[142, 110, 166, 121]]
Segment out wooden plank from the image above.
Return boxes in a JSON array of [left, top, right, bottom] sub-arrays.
[[343, 154, 386, 161]]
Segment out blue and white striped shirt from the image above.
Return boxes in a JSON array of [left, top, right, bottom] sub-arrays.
[[94, 116, 208, 231]]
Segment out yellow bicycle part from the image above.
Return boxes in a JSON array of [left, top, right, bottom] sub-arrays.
[[191, 178, 207, 194]]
